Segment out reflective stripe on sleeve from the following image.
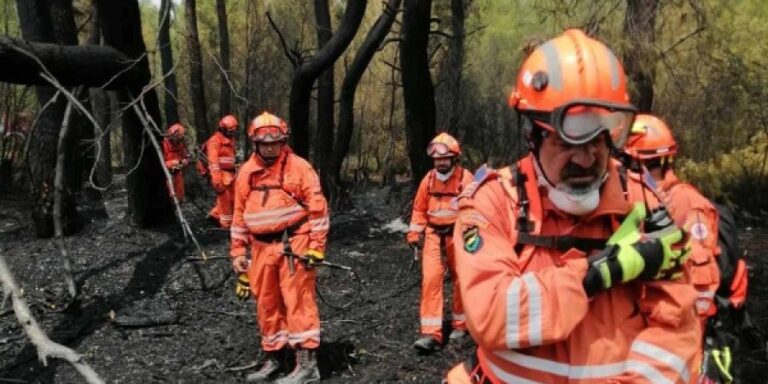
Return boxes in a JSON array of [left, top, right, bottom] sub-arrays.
[[310, 217, 329, 231]]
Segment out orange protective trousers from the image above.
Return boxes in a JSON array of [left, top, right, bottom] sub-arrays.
[[209, 174, 235, 228], [168, 172, 185, 201], [247, 233, 320, 351], [420, 230, 465, 343]]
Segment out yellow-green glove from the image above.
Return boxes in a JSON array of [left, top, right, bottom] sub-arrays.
[[583, 203, 689, 296], [234, 274, 250, 301], [304, 249, 325, 266]]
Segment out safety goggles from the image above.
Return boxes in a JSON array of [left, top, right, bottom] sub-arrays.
[[427, 142, 455, 158], [251, 126, 287, 142], [523, 100, 637, 148]]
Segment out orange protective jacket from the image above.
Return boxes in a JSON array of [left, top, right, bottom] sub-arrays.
[[407, 166, 474, 242], [631, 170, 721, 324], [451, 155, 701, 384], [230, 147, 329, 257], [206, 131, 237, 192], [162, 139, 188, 172]]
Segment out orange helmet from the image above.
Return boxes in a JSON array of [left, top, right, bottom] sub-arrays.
[[168, 123, 185, 136], [219, 115, 238, 131], [507, 29, 636, 148], [624, 114, 677, 160], [427, 132, 461, 158], [248, 112, 288, 143]]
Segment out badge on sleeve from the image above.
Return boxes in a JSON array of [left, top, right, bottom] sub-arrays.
[[463, 226, 483, 253], [691, 222, 708, 240]]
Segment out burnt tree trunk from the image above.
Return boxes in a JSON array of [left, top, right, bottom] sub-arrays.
[[96, 0, 172, 226], [16, 0, 80, 238], [401, 0, 435, 183], [184, 0, 208, 142], [215, 0, 231, 116], [159, 0, 178, 125], [242, 0, 260, 155], [312, 0, 335, 183], [288, 0, 367, 158], [446, 0, 466, 135], [623, 0, 660, 113], [331, 0, 401, 185]]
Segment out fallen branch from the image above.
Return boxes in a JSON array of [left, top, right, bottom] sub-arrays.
[[129, 101, 207, 260], [0, 252, 105, 384]]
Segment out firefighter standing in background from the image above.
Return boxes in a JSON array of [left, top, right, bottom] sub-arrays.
[[230, 112, 329, 384], [162, 123, 189, 201], [407, 132, 473, 352], [207, 114, 239, 228]]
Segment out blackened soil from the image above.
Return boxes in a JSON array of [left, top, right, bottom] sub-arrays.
[[0, 180, 766, 383]]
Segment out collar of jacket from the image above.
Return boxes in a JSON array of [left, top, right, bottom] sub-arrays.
[[528, 155, 632, 222], [214, 130, 234, 145], [659, 169, 680, 192]]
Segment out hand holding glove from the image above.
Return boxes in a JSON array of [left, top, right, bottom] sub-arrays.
[[583, 203, 690, 297], [234, 274, 250, 301], [304, 249, 325, 267]]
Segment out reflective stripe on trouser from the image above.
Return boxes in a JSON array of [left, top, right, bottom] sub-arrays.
[[166, 172, 185, 201], [420, 231, 465, 342], [248, 233, 320, 351], [213, 183, 235, 228], [475, 339, 692, 384]]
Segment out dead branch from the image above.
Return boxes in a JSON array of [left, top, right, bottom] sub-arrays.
[[206, 50, 250, 107], [429, 29, 452, 39], [266, 10, 299, 68], [53, 89, 80, 299], [659, 26, 706, 57], [129, 101, 208, 260], [0, 252, 105, 384]]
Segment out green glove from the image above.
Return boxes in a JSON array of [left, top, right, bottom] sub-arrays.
[[583, 203, 689, 296], [235, 274, 250, 301]]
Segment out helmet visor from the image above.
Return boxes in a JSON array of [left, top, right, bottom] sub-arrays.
[[427, 142, 454, 158], [251, 126, 286, 142]]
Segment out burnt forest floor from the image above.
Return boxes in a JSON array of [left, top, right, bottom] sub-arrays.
[[1, 174, 768, 383]]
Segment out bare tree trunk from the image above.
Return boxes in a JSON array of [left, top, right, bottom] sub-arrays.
[[447, 0, 467, 135], [623, 0, 660, 113], [16, 0, 80, 238], [184, 0, 208, 143], [215, 0, 231, 116], [96, 0, 172, 227], [382, 48, 399, 186], [331, 0, 401, 185], [289, 0, 367, 158], [53, 95, 77, 298], [243, 0, 260, 155], [159, 0, 178, 125], [313, 0, 334, 183], [401, 0, 435, 183]]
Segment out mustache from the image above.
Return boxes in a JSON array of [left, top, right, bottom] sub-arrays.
[[560, 162, 600, 180]]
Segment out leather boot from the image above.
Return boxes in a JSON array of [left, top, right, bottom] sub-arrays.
[[274, 349, 320, 384], [246, 351, 281, 382]]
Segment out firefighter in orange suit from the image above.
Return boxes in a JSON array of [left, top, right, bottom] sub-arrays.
[[445, 29, 701, 384], [230, 112, 329, 384], [162, 123, 189, 201], [207, 114, 239, 228], [624, 114, 722, 328], [407, 132, 473, 352]]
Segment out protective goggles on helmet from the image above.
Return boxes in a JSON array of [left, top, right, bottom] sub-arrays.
[[522, 100, 637, 148], [250, 126, 287, 142], [427, 142, 456, 158]]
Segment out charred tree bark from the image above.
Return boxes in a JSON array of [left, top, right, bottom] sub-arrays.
[[446, 0, 466, 135], [401, 0, 435, 183], [16, 0, 80, 238], [289, 0, 367, 158], [313, 0, 335, 183], [215, 0, 231, 116], [96, 0, 172, 227], [623, 0, 660, 113], [243, 0, 261, 155], [331, 0, 401, 185], [184, 0, 208, 143], [159, 0, 178, 125]]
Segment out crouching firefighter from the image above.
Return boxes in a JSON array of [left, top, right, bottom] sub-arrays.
[[407, 132, 473, 352], [445, 29, 701, 384], [230, 111, 330, 383]]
